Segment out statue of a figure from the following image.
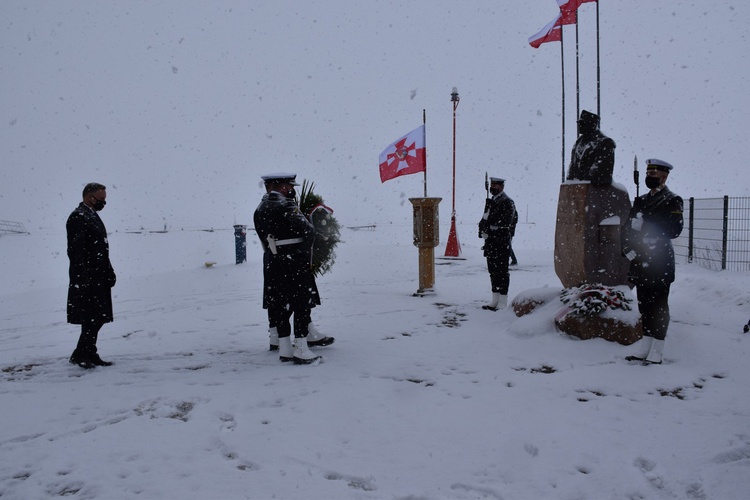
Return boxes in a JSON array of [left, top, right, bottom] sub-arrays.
[[567, 110, 616, 186]]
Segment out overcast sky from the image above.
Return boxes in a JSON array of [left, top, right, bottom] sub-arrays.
[[2, 0, 748, 240]]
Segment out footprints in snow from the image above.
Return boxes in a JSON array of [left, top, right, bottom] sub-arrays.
[[134, 398, 195, 421], [1, 363, 43, 381], [507, 364, 729, 402], [634, 456, 708, 499], [382, 302, 467, 338], [323, 471, 376, 492], [434, 302, 468, 328]]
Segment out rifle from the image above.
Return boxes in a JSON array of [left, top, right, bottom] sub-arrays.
[[480, 172, 490, 238], [633, 155, 640, 197]]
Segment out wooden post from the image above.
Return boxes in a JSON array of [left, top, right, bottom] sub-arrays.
[[409, 197, 442, 295]]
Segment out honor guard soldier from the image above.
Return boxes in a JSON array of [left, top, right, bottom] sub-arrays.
[[622, 159, 684, 364], [478, 177, 517, 310], [254, 173, 322, 364]]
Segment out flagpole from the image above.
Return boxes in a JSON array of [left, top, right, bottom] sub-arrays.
[[576, 9, 584, 120], [443, 87, 462, 258], [561, 26, 566, 183], [422, 109, 427, 197], [596, 0, 601, 118], [451, 88, 459, 218]]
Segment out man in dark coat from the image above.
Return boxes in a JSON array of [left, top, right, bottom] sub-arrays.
[[254, 173, 321, 364], [67, 182, 117, 369], [621, 159, 684, 364], [567, 110, 616, 186], [478, 177, 516, 310]]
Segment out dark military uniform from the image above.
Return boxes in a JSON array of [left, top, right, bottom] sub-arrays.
[[622, 186, 683, 342], [254, 191, 320, 339], [479, 191, 516, 296]]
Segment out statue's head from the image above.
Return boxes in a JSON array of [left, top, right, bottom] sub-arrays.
[[577, 110, 600, 135]]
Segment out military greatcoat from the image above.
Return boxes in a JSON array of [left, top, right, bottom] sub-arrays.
[[254, 192, 320, 312], [621, 187, 684, 286], [479, 191, 516, 295]]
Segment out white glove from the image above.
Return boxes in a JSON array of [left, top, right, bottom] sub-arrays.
[[625, 250, 637, 261], [630, 213, 643, 232]]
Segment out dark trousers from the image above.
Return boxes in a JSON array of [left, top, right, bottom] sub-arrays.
[[486, 245, 511, 295], [75, 322, 103, 354], [636, 282, 671, 341], [268, 305, 311, 339]]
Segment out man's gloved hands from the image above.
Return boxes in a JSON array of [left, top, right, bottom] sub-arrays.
[[630, 212, 644, 232], [478, 220, 488, 239]]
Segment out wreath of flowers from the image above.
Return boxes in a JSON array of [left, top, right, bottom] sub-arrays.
[[560, 283, 632, 317], [298, 180, 341, 277]]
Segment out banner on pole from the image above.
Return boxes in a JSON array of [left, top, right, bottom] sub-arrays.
[[528, 13, 564, 48], [378, 125, 426, 183], [558, 0, 597, 21]]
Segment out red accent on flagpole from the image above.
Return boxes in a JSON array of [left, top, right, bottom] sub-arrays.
[[445, 217, 462, 257], [444, 88, 462, 258]]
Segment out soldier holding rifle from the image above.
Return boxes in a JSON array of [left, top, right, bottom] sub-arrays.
[[478, 175, 517, 311]]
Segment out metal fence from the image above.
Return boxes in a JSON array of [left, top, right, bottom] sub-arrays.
[[0, 220, 28, 235], [673, 196, 750, 271]]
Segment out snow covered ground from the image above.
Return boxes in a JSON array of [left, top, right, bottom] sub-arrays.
[[1, 225, 749, 499]]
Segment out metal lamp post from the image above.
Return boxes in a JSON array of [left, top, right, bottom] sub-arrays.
[[444, 87, 462, 258]]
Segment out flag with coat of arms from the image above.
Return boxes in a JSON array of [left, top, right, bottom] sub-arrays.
[[378, 125, 426, 183]]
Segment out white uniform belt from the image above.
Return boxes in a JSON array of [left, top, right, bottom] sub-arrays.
[[266, 234, 304, 255]]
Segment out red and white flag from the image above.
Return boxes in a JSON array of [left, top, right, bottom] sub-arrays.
[[557, 0, 597, 24], [378, 125, 426, 183], [528, 13, 563, 48]]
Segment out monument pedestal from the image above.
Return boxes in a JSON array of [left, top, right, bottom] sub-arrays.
[[554, 183, 631, 288]]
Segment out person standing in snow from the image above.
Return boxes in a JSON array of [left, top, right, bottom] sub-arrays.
[[254, 173, 323, 364], [66, 182, 117, 369], [621, 159, 684, 364], [478, 177, 516, 311], [265, 198, 334, 353], [567, 110, 616, 186]]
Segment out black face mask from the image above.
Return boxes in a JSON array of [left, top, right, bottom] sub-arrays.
[[645, 176, 661, 190], [286, 188, 297, 199], [489, 187, 501, 196], [92, 197, 106, 211]]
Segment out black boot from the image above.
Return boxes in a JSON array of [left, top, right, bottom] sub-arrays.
[[69, 349, 96, 369], [90, 353, 113, 366], [72, 323, 104, 369]]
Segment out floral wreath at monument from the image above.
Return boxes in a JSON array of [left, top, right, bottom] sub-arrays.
[[559, 284, 633, 317], [297, 180, 341, 277]]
